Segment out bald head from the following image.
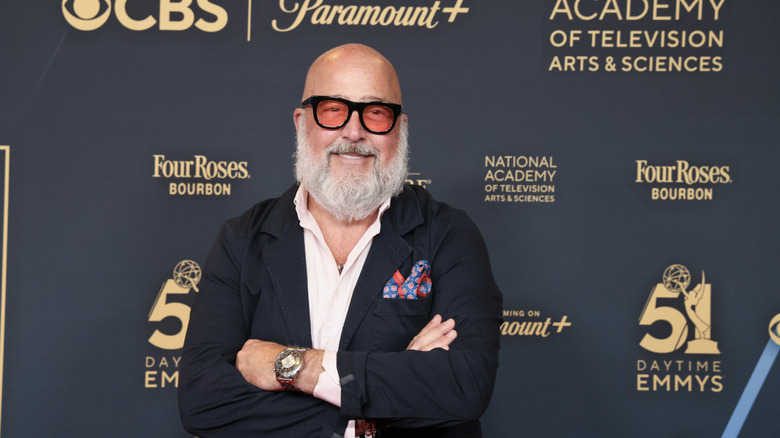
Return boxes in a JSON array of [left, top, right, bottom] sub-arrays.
[[301, 44, 402, 105]]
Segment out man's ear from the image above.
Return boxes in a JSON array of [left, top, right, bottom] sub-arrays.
[[293, 108, 304, 131]]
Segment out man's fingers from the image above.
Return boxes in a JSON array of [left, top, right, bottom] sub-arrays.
[[415, 314, 443, 338], [422, 329, 458, 351], [407, 316, 457, 351]]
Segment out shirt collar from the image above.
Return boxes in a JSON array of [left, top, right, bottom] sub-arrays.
[[294, 186, 391, 230]]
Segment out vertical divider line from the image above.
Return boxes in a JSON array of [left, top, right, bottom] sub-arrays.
[[0, 146, 10, 435], [247, 0, 253, 42]]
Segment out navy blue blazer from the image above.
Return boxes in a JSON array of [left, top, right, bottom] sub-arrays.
[[179, 184, 502, 437]]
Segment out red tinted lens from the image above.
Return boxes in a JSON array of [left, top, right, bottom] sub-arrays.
[[362, 104, 394, 132], [316, 100, 349, 127]]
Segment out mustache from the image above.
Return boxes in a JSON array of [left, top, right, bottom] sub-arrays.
[[325, 142, 379, 158]]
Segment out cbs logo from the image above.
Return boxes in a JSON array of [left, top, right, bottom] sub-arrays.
[[62, 0, 228, 32]]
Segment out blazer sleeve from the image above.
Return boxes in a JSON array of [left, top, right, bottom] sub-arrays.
[[178, 220, 334, 437], [336, 208, 503, 428]]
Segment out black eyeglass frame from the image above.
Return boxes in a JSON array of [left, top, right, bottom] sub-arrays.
[[301, 95, 403, 135]]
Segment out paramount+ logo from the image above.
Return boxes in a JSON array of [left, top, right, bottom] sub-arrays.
[[61, 0, 228, 32]]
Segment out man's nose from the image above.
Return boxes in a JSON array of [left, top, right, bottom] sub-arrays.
[[341, 110, 367, 142]]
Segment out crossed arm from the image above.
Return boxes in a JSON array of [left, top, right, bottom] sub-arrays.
[[235, 314, 458, 394]]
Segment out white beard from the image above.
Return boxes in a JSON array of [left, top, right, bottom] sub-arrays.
[[294, 117, 409, 222]]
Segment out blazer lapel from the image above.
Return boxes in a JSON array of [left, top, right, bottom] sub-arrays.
[[339, 228, 411, 349], [263, 226, 313, 348]]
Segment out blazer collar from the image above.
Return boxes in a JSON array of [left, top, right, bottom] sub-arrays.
[[383, 184, 425, 235], [258, 184, 301, 239]]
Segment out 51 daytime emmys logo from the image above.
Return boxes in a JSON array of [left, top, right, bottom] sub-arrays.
[[636, 264, 724, 393], [145, 260, 201, 389], [62, 0, 228, 32]]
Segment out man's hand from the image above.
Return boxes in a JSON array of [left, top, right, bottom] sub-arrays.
[[407, 314, 458, 351], [236, 340, 325, 393], [236, 339, 286, 391]]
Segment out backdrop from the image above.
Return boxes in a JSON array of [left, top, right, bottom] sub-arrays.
[[1, 0, 779, 436]]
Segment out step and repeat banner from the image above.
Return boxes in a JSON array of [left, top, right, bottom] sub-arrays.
[[1, 0, 779, 436]]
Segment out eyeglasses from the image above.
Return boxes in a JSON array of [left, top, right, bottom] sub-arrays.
[[301, 96, 402, 135]]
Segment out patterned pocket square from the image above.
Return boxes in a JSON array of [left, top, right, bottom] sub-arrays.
[[383, 260, 432, 299]]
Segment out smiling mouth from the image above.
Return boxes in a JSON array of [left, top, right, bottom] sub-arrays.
[[333, 152, 373, 160], [326, 142, 379, 163]]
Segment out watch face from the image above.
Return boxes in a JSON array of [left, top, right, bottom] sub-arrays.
[[280, 354, 297, 369], [275, 349, 303, 378]]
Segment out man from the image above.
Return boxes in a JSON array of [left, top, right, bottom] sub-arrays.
[[179, 44, 502, 437]]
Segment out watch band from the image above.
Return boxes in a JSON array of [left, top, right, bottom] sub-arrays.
[[277, 377, 299, 392]]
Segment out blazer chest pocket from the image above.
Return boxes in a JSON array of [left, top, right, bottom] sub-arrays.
[[371, 297, 432, 352]]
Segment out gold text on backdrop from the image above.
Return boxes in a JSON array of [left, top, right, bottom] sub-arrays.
[[549, 0, 726, 21], [271, 0, 470, 32], [62, 0, 228, 31]]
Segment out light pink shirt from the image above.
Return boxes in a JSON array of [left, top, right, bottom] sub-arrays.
[[293, 187, 390, 436]]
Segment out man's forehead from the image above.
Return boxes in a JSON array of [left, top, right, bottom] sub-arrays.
[[304, 73, 402, 104], [302, 45, 402, 103]]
